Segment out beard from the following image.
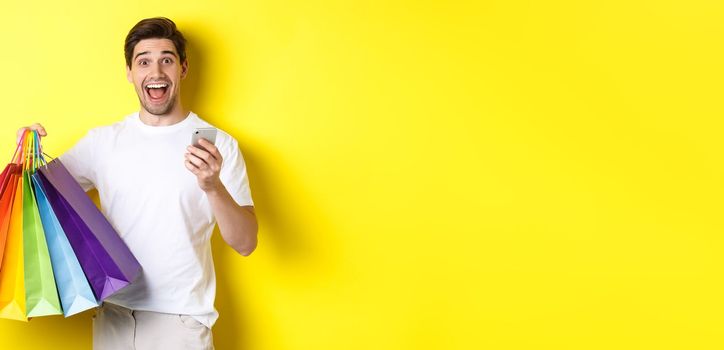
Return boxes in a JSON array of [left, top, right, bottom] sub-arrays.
[[138, 91, 177, 116]]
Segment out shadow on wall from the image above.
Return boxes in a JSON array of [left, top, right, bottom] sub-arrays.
[[211, 232, 253, 350], [210, 144, 344, 350], [179, 27, 205, 117]]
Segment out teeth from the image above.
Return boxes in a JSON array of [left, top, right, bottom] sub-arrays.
[[146, 83, 168, 89]]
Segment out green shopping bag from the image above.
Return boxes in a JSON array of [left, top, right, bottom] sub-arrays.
[[22, 132, 61, 317]]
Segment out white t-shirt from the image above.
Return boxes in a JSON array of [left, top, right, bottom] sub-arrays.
[[58, 111, 254, 328]]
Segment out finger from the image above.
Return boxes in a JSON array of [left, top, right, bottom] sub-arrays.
[[198, 139, 222, 164], [187, 145, 222, 172], [186, 145, 216, 163], [198, 139, 220, 159], [184, 159, 200, 174], [30, 123, 47, 136], [190, 149, 221, 172], [185, 152, 208, 169]]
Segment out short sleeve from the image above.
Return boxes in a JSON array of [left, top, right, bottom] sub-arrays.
[[58, 129, 96, 192], [219, 135, 254, 207]]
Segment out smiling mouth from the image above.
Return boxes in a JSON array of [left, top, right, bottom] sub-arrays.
[[145, 82, 170, 102]]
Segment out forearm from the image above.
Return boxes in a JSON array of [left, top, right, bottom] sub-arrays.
[[206, 184, 258, 256]]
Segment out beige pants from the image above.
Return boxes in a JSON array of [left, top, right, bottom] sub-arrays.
[[92, 302, 214, 350]]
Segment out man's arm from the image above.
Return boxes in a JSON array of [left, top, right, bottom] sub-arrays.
[[185, 138, 258, 256], [206, 187, 258, 256]]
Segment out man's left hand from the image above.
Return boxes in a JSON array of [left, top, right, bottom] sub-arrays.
[[185, 138, 223, 192]]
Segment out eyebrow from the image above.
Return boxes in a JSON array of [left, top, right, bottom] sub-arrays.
[[134, 50, 179, 61]]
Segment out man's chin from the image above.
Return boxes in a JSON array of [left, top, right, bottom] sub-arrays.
[[141, 100, 174, 116], [146, 107, 173, 116]]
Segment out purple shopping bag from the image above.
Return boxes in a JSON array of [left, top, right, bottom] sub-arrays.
[[37, 158, 141, 300]]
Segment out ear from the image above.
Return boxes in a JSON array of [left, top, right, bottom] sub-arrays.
[[126, 65, 132, 83], [180, 59, 189, 80]]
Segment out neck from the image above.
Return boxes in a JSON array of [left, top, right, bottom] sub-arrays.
[[138, 102, 190, 126]]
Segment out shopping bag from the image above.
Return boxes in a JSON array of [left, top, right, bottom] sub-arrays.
[[38, 158, 141, 300], [0, 132, 30, 321], [22, 131, 62, 317], [32, 168, 98, 316], [0, 164, 9, 190], [0, 138, 27, 268], [0, 163, 20, 268], [0, 164, 12, 267], [0, 178, 26, 321]]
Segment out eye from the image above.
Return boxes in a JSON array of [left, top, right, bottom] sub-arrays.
[[163, 57, 173, 64], [138, 60, 148, 66]]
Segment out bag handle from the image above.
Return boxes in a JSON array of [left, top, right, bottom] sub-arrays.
[[23, 130, 33, 172], [23, 130, 43, 173], [34, 131, 46, 168], [13, 129, 53, 171], [11, 128, 30, 165]]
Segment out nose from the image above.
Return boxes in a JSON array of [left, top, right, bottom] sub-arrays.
[[149, 61, 164, 78]]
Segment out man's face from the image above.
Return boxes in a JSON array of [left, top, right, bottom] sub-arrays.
[[126, 38, 188, 116]]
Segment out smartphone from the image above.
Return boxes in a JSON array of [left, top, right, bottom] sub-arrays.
[[191, 127, 217, 148]]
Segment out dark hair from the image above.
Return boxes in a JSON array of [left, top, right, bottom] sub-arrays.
[[124, 17, 187, 68]]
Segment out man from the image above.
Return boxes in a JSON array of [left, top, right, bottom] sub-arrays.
[[17, 17, 258, 349]]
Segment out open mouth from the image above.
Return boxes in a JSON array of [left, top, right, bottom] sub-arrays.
[[145, 82, 170, 103]]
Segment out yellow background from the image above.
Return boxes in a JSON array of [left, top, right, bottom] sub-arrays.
[[0, 0, 722, 349]]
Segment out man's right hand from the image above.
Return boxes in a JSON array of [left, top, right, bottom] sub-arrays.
[[17, 123, 47, 143]]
